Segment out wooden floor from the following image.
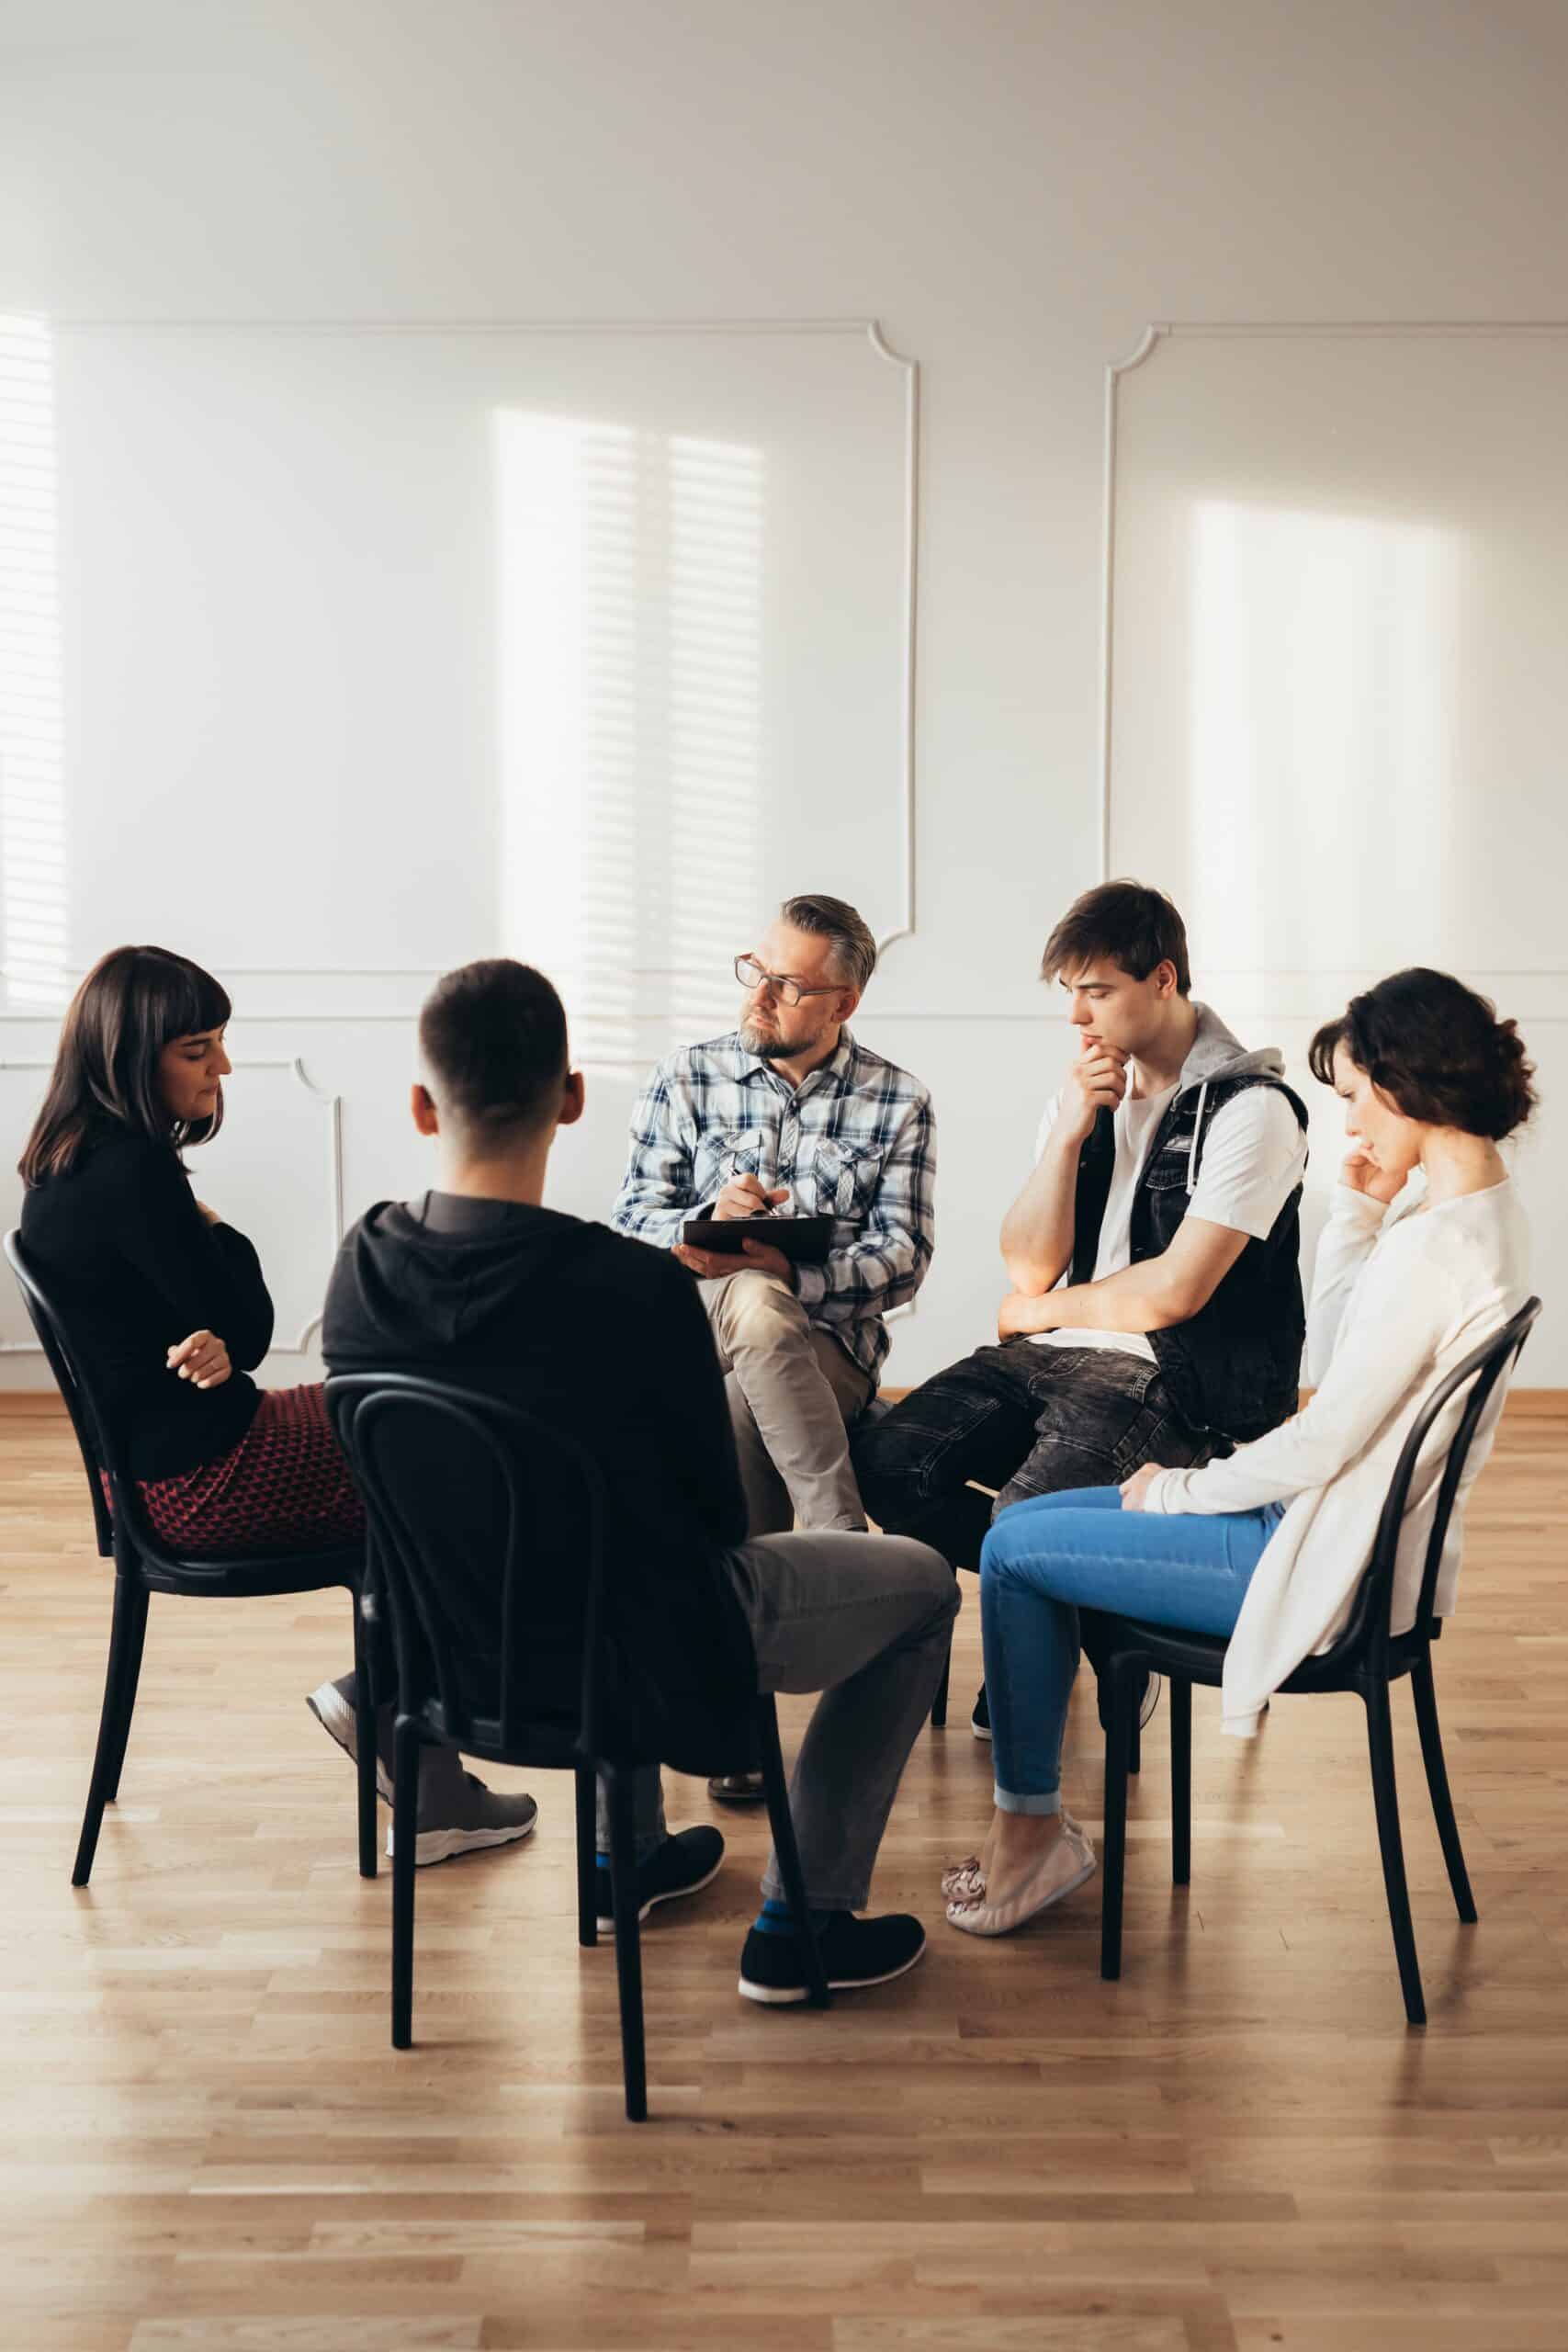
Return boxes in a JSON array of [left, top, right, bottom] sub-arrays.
[[4, 1402, 1566, 2352]]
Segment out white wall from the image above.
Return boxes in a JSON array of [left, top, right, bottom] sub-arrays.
[[1, 0, 1565, 1387]]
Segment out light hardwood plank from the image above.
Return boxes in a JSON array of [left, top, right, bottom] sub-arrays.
[[1, 1403, 1564, 2349]]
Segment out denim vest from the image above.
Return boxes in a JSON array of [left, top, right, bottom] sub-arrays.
[[1069, 1074, 1308, 1445]]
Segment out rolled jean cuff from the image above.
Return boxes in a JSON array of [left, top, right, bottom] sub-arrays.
[[993, 1784, 1061, 1818]]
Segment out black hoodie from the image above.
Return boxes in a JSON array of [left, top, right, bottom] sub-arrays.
[[321, 1192, 756, 1771]]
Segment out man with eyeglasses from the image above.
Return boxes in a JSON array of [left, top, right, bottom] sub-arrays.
[[613, 894, 938, 1799]]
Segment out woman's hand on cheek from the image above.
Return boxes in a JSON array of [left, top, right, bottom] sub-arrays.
[[1339, 1147, 1406, 1207], [1119, 1463, 1166, 1512]]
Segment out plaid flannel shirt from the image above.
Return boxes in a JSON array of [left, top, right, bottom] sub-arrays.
[[611, 1028, 936, 1384]]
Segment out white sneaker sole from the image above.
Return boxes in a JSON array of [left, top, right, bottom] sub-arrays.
[[387, 1814, 538, 1868], [971, 1718, 992, 1742], [738, 1936, 927, 2007], [307, 1682, 394, 1804], [594, 1851, 725, 1939]]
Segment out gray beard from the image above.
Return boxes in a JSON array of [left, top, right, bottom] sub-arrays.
[[739, 1022, 790, 1060]]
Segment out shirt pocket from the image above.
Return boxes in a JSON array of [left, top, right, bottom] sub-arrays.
[[694, 1125, 767, 1203], [804, 1136, 884, 1220], [1143, 1126, 1196, 1191]]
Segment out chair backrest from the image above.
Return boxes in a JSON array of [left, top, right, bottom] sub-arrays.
[[1333, 1294, 1541, 1670], [6, 1227, 117, 1558], [323, 1370, 610, 1757]]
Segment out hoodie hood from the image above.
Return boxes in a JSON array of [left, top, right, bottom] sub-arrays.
[[1177, 1001, 1287, 1092], [1172, 1003, 1293, 1197], [331, 1193, 600, 1361]]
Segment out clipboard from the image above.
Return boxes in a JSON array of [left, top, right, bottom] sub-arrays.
[[681, 1214, 833, 1264]]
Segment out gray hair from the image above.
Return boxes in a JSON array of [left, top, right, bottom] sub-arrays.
[[780, 894, 877, 995]]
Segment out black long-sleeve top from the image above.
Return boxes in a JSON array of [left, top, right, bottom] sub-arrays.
[[20, 1131, 274, 1478], [321, 1193, 757, 1772]]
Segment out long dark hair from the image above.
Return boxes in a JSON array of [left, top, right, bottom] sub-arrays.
[[1308, 967, 1537, 1142], [18, 945, 232, 1186]]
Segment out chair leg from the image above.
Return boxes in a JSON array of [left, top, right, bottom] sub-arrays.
[[930, 1628, 951, 1730], [351, 1593, 378, 1881], [575, 1767, 599, 1949], [1097, 1653, 1143, 1775], [1100, 1664, 1134, 1981], [1410, 1652, 1477, 1925], [73, 1573, 146, 1887], [390, 1715, 421, 2050], [604, 1766, 649, 2122], [754, 1696, 829, 2009], [1364, 1680, 1427, 2028], [1170, 1674, 1191, 1887], [103, 1577, 148, 1806]]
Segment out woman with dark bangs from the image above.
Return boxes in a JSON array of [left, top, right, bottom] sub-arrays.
[[943, 967, 1535, 1939], [18, 945, 538, 1867]]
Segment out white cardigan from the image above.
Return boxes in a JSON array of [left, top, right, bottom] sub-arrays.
[[1143, 1175, 1531, 1736]]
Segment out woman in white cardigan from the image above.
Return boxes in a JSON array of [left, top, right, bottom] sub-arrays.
[[945, 968, 1535, 1938]]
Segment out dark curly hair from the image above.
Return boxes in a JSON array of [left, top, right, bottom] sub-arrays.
[[1308, 967, 1537, 1142]]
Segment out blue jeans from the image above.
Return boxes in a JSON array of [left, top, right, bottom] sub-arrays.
[[979, 1486, 1286, 1815]]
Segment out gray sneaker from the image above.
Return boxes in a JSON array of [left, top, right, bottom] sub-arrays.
[[387, 1771, 540, 1869], [307, 1675, 394, 1803], [310, 1676, 538, 1867]]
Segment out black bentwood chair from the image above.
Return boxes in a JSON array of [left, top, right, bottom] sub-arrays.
[[1086, 1296, 1541, 2027], [5, 1230, 378, 1887], [324, 1371, 827, 2124]]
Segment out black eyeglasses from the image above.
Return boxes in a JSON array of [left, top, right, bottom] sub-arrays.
[[734, 955, 842, 1009]]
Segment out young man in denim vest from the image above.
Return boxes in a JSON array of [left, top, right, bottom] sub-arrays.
[[854, 881, 1308, 1736]]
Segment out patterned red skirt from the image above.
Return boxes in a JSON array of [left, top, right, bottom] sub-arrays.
[[134, 1384, 366, 1559]]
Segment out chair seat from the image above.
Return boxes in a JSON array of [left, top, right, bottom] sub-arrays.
[[417, 1702, 585, 1773], [135, 1544, 365, 1600], [1089, 1608, 1438, 1697], [415, 1694, 760, 1781]]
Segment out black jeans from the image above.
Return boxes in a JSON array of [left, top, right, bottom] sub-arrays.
[[853, 1339, 1216, 1573]]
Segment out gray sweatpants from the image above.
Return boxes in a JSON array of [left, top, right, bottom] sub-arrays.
[[597, 1526, 957, 1912]]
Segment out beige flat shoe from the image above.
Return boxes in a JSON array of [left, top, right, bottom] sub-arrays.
[[939, 1811, 1084, 1903], [945, 1823, 1097, 1937]]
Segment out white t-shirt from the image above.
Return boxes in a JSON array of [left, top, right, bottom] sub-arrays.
[[1029, 1080, 1307, 1363]]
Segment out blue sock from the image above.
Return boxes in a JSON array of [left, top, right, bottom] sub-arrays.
[[751, 1895, 846, 1938]]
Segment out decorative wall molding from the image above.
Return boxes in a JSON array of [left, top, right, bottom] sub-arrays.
[[0, 1055, 343, 1357], [1097, 318, 1568, 883], [6, 966, 1568, 1030], [30, 312, 922, 968], [0, 1056, 52, 1355], [865, 321, 920, 958], [1098, 324, 1164, 880], [245, 1056, 344, 1354]]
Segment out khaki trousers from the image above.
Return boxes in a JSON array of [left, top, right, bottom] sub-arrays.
[[700, 1269, 872, 1533]]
